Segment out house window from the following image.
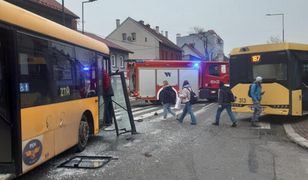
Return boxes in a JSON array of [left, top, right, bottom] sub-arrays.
[[145, 37, 147, 42], [120, 56, 124, 68], [132, 32, 136, 41], [122, 33, 127, 41], [111, 55, 116, 67]]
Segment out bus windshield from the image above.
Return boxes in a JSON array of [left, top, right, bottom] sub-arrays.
[[230, 51, 288, 85], [253, 63, 287, 81]]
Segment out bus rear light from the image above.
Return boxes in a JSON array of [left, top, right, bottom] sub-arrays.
[[232, 104, 245, 107], [269, 105, 289, 109]]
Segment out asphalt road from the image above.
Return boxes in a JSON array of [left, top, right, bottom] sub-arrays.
[[19, 103, 308, 180]]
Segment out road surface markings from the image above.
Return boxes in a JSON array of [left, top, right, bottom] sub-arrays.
[[253, 122, 271, 130], [115, 106, 161, 120], [149, 103, 214, 122]]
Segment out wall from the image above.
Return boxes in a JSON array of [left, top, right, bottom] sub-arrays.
[[107, 18, 160, 60], [177, 33, 224, 61], [110, 49, 129, 73], [159, 44, 182, 60]]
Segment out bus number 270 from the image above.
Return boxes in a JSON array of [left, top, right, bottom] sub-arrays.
[[60, 86, 71, 97]]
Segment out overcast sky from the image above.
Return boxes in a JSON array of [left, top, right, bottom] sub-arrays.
[[60, 0, 308, 54]]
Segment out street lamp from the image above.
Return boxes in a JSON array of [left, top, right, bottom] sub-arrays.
[[266, 13, 285, 42], [82, 0, 98, 34]]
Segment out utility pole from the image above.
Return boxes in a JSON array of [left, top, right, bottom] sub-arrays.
[[62, 0, 65, 25]]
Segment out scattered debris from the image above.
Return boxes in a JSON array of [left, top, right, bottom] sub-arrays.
[[126, 136, 135, 141], [144, 152, 152, 158], [58, 156, 118, 169], [154, 112, 158, 116]]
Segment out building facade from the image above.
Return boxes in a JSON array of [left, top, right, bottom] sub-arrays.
[[181, 43, 205, 61], [177, 30, 225, 61], [5, 0, 79, 29], [107, 17, 182, 60], [84, 32, 133, 73]]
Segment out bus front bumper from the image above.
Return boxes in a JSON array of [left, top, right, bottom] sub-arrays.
[[232, 104, 290, 116]]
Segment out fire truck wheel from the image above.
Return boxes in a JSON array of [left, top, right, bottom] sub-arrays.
[[76, 115, 90, 152]]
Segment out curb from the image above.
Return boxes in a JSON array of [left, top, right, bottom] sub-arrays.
[[283, 123, 308, 150]]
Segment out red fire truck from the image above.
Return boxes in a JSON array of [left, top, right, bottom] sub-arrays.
[[127, 60, 229, 102]]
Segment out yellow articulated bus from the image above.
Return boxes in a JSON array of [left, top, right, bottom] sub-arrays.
[[0, 1, 109, 176], [230, 43, 308, 116]]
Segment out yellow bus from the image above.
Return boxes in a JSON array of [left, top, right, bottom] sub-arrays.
[[0, 1, 109, 176], [230, 43, 308, 116]]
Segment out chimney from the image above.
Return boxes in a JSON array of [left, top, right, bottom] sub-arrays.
[[155, 26, 159, 33], [116, 19, 120, 28], [176, 33, 181, 38], [161, 30, 164, 35], [165, 31, 168, 38], [139, 20, 144, 24]]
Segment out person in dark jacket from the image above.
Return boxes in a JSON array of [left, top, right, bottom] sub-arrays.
[[103, 70, 114, 126], [159, 80, 176, 119], [212, 82, 237, 127]]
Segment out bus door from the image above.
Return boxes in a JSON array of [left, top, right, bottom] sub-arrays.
[[110, 72, 136, 135], [0, 28, 14, 172], [97, 55, 106, 127], [300, 61, 308, 110], [293, 51, 308, 111]]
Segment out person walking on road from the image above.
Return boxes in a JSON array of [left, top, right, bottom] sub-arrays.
[[177, 80, 197, 125], [212, 82, 237, 127], [159, 80, 176, 120], [250, 76, 264, 127]]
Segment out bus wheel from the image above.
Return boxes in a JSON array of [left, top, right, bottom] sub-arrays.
[[76, 115, 90, 152]]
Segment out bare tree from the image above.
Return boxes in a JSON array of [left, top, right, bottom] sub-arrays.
[[192, 26, 209, 60], [267, 36, 282, 44]]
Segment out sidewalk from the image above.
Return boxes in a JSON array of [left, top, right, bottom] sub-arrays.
[[284, 118, 308, 149]]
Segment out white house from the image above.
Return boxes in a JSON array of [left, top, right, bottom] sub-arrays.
[[177, 30, 225, 61], [107, 17, 182, 60]]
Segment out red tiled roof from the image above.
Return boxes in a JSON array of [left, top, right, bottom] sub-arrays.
[[29, 0, 79, 18], [130, 18, 181, 51], [84, 32, 133, 53]]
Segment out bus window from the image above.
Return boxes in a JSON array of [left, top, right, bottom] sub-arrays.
[[0, 28, 12, 164], [17, 33, 52, 108], [75, 47, 97, 98], [49, 41, 76, 101]]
